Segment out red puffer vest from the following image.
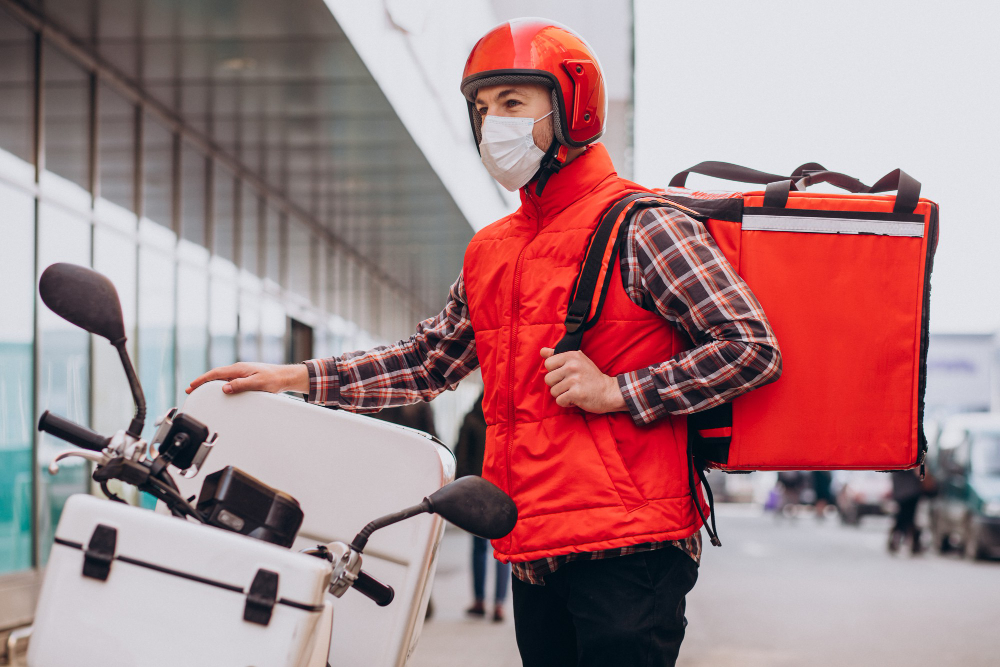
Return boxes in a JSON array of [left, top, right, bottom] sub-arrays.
[[463, 144, 705, 563]]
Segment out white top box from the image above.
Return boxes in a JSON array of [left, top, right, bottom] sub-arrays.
[[175, 382, 455, 667], [30, 493, 332, 667]]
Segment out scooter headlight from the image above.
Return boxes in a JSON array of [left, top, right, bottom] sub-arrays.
[[982, 500, 1000, 518]]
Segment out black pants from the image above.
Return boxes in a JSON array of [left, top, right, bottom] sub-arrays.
[[512, 546, 699, 667], [890, 496, 921, 553], [893, 496, 919, 535]]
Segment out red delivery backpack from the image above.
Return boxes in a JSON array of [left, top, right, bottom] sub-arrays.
[[556, 161, 939, 475]]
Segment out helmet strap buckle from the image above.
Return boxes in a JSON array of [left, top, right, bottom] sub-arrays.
[[534, 142, 569, 196]]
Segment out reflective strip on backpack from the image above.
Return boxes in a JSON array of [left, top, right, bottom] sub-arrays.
[[742, 213, 924, 237]]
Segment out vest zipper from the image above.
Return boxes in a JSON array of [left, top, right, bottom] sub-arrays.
[[505, 191, 543, 500], [506, 245, 527, 498]]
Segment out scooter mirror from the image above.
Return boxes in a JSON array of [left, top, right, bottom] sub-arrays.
[[39, 263, 146, 436], [39, 263, 126, 344], [425, 476, 517, 540]]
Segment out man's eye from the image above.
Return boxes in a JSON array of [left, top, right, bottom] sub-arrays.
[[506, 100, 521, 107]]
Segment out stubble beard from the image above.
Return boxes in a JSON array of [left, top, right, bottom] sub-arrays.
[[533, 115, 555, 152]]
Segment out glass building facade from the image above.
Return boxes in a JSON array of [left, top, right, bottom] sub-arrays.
[[0, 0, 480, 631]]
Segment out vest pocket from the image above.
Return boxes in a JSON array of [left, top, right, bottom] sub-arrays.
[[585, 414, 648, 512]]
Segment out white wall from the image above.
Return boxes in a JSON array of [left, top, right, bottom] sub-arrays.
[[634, 0, 1000, 334]]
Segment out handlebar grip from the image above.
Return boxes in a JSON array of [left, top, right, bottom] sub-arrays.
[[38, 411, 111, 452], [353, 571, 395, 607]]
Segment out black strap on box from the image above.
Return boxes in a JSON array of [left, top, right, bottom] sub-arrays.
[[669, 160, 921, 214], [54, 533, 322, 618], [688, 403, 733, 466], [82, 524, 117, 581], [244, 568, 280, 626], [553, 192, 722, 547]]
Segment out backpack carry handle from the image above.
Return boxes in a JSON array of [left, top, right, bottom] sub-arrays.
[[670, 160, 867, 193], [790, 162, 827, 179], [799, 170, 869, 193], [870, 168, 922, 214], [671, 160, 921, 214], [763, 170, 869, 207], [668, 161, 788, 188], [764, 169, 921, 213]]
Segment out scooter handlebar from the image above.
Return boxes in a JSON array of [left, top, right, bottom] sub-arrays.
[[353, 570, 395, 607], [39, 410, 111, 452]]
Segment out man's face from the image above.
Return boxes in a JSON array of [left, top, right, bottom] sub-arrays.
[[474, 83, 554, 151]]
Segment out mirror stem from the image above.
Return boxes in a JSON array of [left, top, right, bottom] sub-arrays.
[[350, 499, 431, 553], [115, 340, 146, 438]]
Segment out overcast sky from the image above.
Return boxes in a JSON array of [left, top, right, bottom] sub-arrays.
[[633, 0, 1000, 333]]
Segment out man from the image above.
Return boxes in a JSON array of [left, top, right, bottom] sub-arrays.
[[189, 18, 781, 666]]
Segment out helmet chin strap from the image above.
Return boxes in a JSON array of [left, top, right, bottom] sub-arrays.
[[533, 140, 569, 196]]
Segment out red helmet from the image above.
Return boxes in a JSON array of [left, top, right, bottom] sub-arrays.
[[461, 18, 607, 150]]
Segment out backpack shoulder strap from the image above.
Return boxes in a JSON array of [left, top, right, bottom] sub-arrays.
[[553, 192, 704, 354]]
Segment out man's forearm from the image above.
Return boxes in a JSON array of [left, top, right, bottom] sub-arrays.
[[617, 339, 782, 426], [620, 208, 783, 426], [303, 274, 479, 411], [303, 338, 470, 410]]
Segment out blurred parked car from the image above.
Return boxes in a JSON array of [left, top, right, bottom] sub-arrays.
[[928, 413, 1000, 560], [834, 471, 894, 525]]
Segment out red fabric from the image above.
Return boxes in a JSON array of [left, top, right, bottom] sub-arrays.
[[660, 188, 936, 471], [726, 192, 933, 470], [463, 144, 705, 563]]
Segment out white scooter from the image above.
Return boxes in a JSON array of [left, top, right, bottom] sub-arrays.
[[25, 263, 517, 667]]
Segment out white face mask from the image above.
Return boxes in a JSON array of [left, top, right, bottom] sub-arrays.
[[479, 111, 553, 192]]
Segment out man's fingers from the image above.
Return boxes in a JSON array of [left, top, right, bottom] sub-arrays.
[[543, 350, 575, 371], [540, 347, 555, 359], [223, 377, 248, 394], [549, 377, 574, 399], [543, 366, 570, 388], [547, 351, 585, 372], [188, 364, 247, 392], [223, 374, 267, 395], [555, 391, 576, 408]]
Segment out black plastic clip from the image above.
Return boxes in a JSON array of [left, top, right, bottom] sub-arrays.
[[564, 310, 587, 334], [244, 569, 279, 626], [82, 524, 117, 581]]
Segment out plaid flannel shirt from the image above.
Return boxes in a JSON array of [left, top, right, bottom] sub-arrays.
[[305, 206, 781, 583]]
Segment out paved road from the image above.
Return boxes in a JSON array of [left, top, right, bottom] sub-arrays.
[[408, 526, 520, 667], [410, 504, 1000, 667]]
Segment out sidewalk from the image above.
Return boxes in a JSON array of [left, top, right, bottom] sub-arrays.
[[408, 527, 520, 667], [410, 503, 1000, 666]]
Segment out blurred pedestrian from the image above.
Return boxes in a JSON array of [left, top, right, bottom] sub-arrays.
[[888, 469, 923, 554], [776, 471, 807, 516], [454, 392, 510, 622], [811, 471, 834, 519]]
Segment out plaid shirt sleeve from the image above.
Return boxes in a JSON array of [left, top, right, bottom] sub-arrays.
[[304, 273, 479, 411], [616, 207, 782, 425]]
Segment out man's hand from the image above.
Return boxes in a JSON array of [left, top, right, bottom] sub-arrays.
[[186, 362, 310, 396], [540, 348, 627, 414]]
